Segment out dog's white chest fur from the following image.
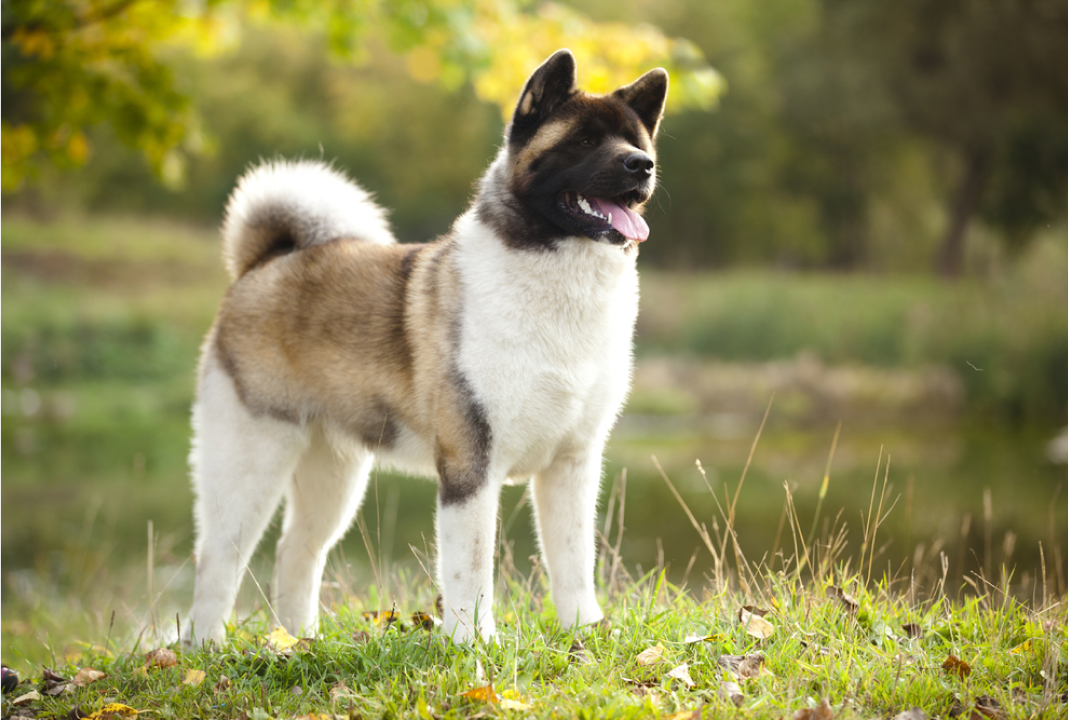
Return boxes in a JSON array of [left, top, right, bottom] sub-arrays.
[[453, 213, 638, 479]]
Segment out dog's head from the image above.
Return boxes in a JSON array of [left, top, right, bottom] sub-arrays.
[[480, 49, 668, 250]]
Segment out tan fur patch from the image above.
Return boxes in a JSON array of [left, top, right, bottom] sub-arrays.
[[511, 118, 576, 181], [208, 235, 491, 497]]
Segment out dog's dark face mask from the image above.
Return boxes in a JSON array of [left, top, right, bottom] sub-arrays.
[[503, 49, 669, 248]]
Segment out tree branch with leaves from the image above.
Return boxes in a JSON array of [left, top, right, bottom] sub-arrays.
[[1, 0, 724, 192]]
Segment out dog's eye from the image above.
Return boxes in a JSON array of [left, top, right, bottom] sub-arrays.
[[579, 138, 594, 148]]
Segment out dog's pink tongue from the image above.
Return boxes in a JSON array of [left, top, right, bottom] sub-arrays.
[[590, 197, 649, 242]]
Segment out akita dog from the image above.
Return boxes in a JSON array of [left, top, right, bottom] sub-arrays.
[[186, 49, 668, 644]]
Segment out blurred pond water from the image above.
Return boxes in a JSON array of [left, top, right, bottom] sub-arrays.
[[3, 407, 1063, 625]]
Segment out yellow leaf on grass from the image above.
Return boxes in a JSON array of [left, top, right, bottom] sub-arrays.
[[460, 684, 499, 702], [266, 626, 301, 653], [363, 610, 401, 627], [183, 669, 206, 687], [499, 689, 533, 710], [636, 643, 665, 666], [87, 703, 138, 719]]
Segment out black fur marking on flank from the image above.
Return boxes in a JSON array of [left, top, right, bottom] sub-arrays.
[[437, 371, 492, 506], [437, 319, 492, 507]]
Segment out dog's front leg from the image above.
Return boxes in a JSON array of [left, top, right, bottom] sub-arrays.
[[532, 451, 605, 629], [435, 472, 500, 643]]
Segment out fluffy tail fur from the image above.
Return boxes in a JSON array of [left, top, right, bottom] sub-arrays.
[[221, 159, 396, 280]]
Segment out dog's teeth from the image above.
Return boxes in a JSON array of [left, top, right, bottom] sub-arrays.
[[608, 212, 612, 225], [576, 194, 607, 220]]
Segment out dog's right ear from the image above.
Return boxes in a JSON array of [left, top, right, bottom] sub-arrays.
[[509, 49, 578, 139]]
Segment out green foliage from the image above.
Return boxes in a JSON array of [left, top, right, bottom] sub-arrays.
[[822, 0, 1068, 271], [1, 0, 723, 191], [1, 0, 210, 190]]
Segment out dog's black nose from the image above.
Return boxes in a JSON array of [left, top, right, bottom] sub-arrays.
[[623, 151, 655, 176]]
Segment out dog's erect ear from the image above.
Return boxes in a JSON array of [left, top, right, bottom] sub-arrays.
[[511, 49, 578, 130], [614, 68, 669, 138]]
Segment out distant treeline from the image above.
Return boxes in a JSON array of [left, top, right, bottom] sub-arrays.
[[7, 0, 1068, 273]]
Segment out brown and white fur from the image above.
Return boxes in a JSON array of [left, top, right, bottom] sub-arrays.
[[186, 49, 668, 644]]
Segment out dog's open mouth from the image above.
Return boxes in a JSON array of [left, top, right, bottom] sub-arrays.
[[559, 191, 649, 243]]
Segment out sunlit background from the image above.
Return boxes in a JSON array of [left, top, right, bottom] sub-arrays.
[[3, 0, 1067, 667]]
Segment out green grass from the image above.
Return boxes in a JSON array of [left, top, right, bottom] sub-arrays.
[[1, 500, 1065, 720]]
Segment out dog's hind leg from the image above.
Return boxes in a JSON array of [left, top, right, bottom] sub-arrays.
[[186, 364, 309, 644], [273, 426, 372, 637], [532, 451, 605, 629]]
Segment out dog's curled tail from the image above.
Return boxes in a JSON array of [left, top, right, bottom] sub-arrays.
[[221, 159, 396, 280]]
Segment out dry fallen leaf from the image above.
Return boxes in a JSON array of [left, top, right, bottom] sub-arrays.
[[667, 662, 695, 687], [737, 607, 775, 640], [72, 667, 107, 687], [902, 623, 923, 639], [12, 690, 41, 706], [411, 611, 439, 630], [41, 668, 73, 696], [144, 648, 177, 668], [460, 684, 499, 703], [214, 675, 231, 694], [569, 638, 593, 665], [664, 710, 704, 720], [893, 711, 929, 720], [974, 695, 1002, 718], [718, 653, 766, 679], [825, 586, 859, 612], [720, 678, 744, 707], [685, 632, 727, 644], [892, 709, 928, 720], [182, 669, 206, 687], [636, 643, 666, 666], [792, 697, 835, 720], [943, 654, 972, 680], [330, 680, 355, 700]]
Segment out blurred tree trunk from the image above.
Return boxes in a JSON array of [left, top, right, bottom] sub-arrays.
[[936, 145, 990, 277]]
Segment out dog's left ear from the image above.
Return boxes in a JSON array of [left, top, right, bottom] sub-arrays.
[[614, 68, 669, 138]]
